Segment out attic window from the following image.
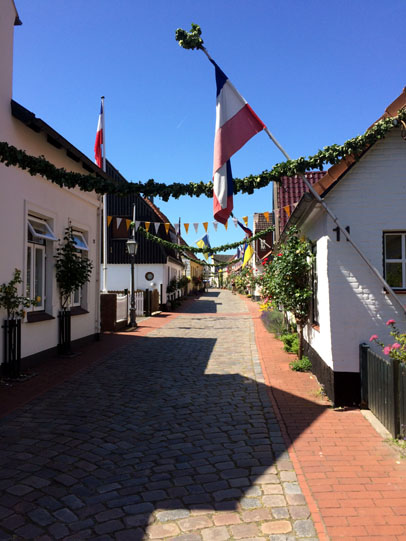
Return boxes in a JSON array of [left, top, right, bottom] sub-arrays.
[[27, 216, 57, 242]]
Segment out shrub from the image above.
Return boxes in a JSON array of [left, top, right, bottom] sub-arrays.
[[281, 333, 299, 354], [289, 356, 312, 372], [260, 309, 286, 337]]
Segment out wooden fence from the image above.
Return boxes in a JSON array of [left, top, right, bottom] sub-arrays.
[[360, 343, 406, 438]]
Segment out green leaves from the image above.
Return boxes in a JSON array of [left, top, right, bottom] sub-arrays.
[[175, 24, 204, 50], [0, 269, 37, 320]]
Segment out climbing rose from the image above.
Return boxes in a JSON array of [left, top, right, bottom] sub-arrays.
[[277, 253, 282, 256], [386, 319, 396, 326], [391, 342, 401, 350], [369, 334, 378, 342], [383, 346, 391, 355]]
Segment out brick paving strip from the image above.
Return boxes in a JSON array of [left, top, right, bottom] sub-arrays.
[[0, 290, 318, 540], [244, 296, 406, 541]]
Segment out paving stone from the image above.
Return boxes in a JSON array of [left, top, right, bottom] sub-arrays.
[[53, 507, 78, 523], [262, 521, 292, 534], [242, 508, 272, 522], [27, 508, 54, 526], [230, 522, 260, 539], [289, 505, 310, 519], [148, 522, 181, 538], [293, 519, 316, 537], [240, 497, 261, 509], [201, 525, 229, 541], [94, 518, 124, 534], [48, 523, 70, 540], [156, 509, 191, 522]]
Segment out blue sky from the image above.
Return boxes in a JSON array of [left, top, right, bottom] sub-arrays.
[[12, 0, 406, 253]]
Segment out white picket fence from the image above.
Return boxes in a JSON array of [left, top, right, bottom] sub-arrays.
[[116, 292, 145, 323]]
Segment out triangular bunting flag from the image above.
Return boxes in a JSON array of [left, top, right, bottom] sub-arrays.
[[193, 223, 199, 234], [233, 218, 238, 228], [203, 222, 208, 232], [224, 221, 228, 231], [164, 223, 170, 234], [116, 217, 122, 229], [174, 223, 180, 235], [107, 216, 113, 227], [242, 216, 248, 227], [213, 221, 218, 232], [145, 221, 150, 232], [154, 222, 160, 234], [283, 205, 291, 217], [135, 220, 140, 231], [263, 211, 270, 223], [184, 223, 189, 234], [125, 219, 132, 231]]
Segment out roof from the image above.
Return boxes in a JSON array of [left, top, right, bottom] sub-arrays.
[[253, 212, 274, 232], [212, 254, 235, 264], [277, 172, 325, 234], [282, 88, 406, 236], [11, 100, 110, 180]]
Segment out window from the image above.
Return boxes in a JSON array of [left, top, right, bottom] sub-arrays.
[[311, 243, 319, 325], [26, 215, 57, 312], [384, 233, 406, 289]]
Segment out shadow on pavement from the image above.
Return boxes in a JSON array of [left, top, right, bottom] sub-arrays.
[[0, 332, 328, 539]]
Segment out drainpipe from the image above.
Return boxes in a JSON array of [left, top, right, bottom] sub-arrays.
[[95, 195, 102, 338]]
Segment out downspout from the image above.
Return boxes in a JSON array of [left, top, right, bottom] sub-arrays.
[[95, 195, 102, 338]]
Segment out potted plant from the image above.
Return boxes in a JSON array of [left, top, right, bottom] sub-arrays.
[[55, 226, 93, 354], [0, 269, 37, 377]]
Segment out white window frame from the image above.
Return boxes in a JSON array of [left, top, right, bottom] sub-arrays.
[[26, 215, 56, 312], [384, 232, 406, 290]]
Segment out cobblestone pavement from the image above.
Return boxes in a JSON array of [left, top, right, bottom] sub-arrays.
[[0, 290, 317, 540]]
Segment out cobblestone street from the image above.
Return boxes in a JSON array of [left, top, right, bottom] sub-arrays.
[[0, 290, 316, 540]]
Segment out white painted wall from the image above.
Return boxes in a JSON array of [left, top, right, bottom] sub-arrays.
[[302, 129, 406, 373]]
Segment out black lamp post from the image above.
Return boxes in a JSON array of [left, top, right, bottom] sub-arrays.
[[126, 238, 138, 328]]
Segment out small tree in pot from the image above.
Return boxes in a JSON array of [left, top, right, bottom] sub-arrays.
[[55, 226, 93, 354], [0, 269, 37, 377]]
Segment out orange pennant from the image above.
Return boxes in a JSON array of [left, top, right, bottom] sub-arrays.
[[145, 221, 150, 232], [164, 223, 170, 234], [107, 216, 113, 227], [243, 216, 248, 226], [126, 219, 132, 231], [224, 221, 228, 231], [283, 205, 291, 217], [263, 211, 270, 223], [184, 223, 189, 234], [203, 222, 208, 232]]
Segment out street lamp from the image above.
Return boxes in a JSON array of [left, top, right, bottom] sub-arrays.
[[126, 238, 138, 328]]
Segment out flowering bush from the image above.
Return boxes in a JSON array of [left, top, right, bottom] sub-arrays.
[[370, 319, 406, 364]]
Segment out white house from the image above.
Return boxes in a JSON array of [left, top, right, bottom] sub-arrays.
[[0, 1, 106, 369], [284, 90, 406, 406]]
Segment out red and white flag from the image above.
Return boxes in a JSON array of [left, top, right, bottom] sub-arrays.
[[211, 60, 265, 224], [94, 101, 104, 168]]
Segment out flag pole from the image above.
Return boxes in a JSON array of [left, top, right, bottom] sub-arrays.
[[196, 41, 405, 313], [101, 96, 108, 293]]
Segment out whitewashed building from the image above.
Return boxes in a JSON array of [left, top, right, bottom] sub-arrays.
[[0, 1, 105, 368], [284, 90, 406, 405]]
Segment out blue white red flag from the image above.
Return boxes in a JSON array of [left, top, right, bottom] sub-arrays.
[[94, 101, 103, 168], [211, 60, 266, 224]]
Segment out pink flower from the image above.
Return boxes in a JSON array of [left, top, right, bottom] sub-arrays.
[[277, 253, 282, 257], [383, 346, 391, 355], [369, 334, 378, 342], [391, 342, 401, 350], [386, 319, 396, 326]]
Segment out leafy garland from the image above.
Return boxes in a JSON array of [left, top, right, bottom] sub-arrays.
[[137, 225, 274, 254], [181, 251, 243, 268], [1, 109, 405, 201]]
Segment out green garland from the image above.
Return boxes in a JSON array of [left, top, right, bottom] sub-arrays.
[[0, 111, 404, 200], [137, 225, 274, 254]]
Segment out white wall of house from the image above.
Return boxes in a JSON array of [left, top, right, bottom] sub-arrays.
[[105, 260, 184, 304], [302, 129, 406, 373]]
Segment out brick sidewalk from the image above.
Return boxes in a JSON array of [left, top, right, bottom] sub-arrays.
[[244, 296, 406, 541]]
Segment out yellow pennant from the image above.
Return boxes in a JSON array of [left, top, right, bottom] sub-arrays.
[[224, 221, 228, 231], [243, 216, 248, 226], [184, 223, 189, 234], [164, 223, 170, 234], [263, 211, 270, 223], [203, 222, 208, 232], [107, 216, 113, 227], [283, 205, 291, 217], [145, 221, 150, 232], [126, 219, 132, 231]]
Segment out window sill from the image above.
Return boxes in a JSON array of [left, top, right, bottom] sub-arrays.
[[27, 311, 55, 323], [70, 307, 89, 316]]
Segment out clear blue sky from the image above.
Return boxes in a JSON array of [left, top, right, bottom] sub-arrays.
[[12, 0, 406, 253]]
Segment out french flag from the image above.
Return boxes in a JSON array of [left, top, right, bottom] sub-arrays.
[[212, 60, 266, 224], [94, 101, 103, 169]]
